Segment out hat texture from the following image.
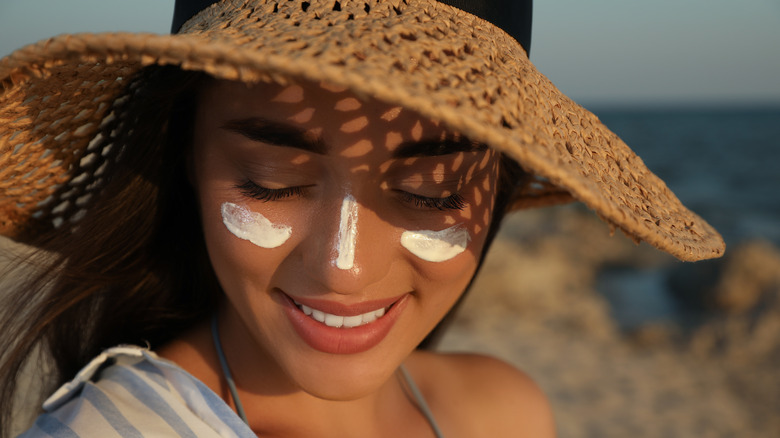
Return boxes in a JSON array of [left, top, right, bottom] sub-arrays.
[[0, 0, 724, 261]]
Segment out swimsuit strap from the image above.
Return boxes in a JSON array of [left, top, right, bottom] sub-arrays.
[[212, 314, 443, 436], [211, 314, 250, 424], [398, 364, 446, 438]]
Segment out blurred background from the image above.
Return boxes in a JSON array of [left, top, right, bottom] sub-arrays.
[[2, 1, 779, 436]]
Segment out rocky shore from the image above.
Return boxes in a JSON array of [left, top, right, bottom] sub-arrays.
[[440, 205, 780, 437]]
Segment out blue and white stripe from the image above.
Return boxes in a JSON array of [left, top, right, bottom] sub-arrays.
[[18, 346, 254, 437]]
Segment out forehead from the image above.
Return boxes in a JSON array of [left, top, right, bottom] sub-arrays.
[[196, 79, 474, 155]]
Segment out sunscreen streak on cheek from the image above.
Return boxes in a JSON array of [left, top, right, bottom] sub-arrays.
[[335, 195, 358, 270], [400, 226, 470, 262], [221, 202, 292, 248]]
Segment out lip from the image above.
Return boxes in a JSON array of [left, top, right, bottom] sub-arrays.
[[281, 292, 409, 355], [287, 294, 406, 317]]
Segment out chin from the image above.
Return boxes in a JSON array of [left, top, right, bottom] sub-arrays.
[[285, 349, 403, 401]]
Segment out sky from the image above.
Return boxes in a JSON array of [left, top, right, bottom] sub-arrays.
[[1, 0, 778, 107]]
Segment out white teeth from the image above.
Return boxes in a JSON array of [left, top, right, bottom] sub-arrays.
[[295, 301, 388, 328], [311, 309, 326, 323], [324, 313, 343, 327], [342, 315, 363, 328]]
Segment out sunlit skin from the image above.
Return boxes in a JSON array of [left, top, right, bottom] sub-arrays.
[[159, 79, 555, 437]]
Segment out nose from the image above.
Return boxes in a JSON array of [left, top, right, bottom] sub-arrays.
[[335, 195, 359, 271], [298, 194, 396, 295]]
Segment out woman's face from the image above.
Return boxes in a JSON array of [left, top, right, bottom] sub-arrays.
[[191, 79, 500, 400]]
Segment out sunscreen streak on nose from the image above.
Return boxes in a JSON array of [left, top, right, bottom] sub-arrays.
[[221, 202, 292, 248], [401, 226, 470, 262], [336, 195, 358, 270]]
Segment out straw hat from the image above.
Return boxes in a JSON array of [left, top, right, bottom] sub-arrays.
[[0, 0, 724, 261]]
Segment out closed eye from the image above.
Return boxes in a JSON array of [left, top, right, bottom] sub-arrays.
[[396, 191, 466, 211], [235, 180, 307, 202]]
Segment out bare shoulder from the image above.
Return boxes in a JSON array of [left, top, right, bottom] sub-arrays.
[[407, 351, 556, 438]]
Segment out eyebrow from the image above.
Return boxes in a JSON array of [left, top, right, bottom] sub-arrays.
[[391, 137, 488, 158], [222, 118, 327, 154], [221, 118, 488, 158]]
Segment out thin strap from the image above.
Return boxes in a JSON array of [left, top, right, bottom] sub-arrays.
[[211, 314, 249, 425], [212, 315, 442, 435], [398, 364, 446, 438]]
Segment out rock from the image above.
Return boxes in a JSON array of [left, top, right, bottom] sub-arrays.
[[711, 240, 780, 313], [667, 239, 780, 314]]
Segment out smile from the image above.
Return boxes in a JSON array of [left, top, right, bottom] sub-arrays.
[[282, 293, 409, 354], [294, 300, 387, 328]]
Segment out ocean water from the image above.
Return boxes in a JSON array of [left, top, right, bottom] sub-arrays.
[[593, 106, 780, 247], [588, 106, 780, 329]]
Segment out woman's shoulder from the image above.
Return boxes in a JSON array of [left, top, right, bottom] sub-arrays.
[[407, 350, 556, 438], [18, 345, 253, 438]]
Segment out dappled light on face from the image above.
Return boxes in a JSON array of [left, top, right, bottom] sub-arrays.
[[341, 139, 373, 158], [479, 153, 492, 172], [335, 97, 362, 112], [451, 153, 464, 172], [290, 107, 315, 124], [433, 163, 445, 184], [291, 153, 311, 165], [272, 84, 305, 103], [465, 162, 477, 181], [350, 164, 371, 174], [318, 80, 349, 93], [214, 78, 500, 255], [384, 131, 403, 150], [307, 126, 324, 138], [381, 107, 402, 122], [340, 116, 369, 134], [473, 186, 483, 207], [389, 147, 498, 236], [410, 120, 423, 142]]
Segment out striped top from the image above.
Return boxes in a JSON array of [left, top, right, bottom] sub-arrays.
[[19, 346, 255, 437], [19, 345, 445, 437]]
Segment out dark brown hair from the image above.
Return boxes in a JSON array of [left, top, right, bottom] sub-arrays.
[[0, 65, 216, 435], [0, 65, 523, 435]]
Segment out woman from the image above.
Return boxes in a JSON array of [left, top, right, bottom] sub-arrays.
[[0, 0, 724, 436]]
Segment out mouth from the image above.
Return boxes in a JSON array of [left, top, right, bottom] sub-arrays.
[[293, 300, 388, 329], [281, 293, 408, 355]]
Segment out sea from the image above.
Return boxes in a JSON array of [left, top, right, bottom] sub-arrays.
[[585, 105, 780, 329], [593, 105, 780, 247]]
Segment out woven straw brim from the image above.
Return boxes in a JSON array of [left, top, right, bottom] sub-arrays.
[[0, 0, 723, 261]]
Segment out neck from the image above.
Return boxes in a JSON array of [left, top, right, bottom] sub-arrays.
[[160, 306, 426, 437]]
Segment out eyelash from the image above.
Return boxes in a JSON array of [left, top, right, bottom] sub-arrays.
[[397, 191, 467, 211], [236, 180, 466, 211], [235, 180, 305, 201]]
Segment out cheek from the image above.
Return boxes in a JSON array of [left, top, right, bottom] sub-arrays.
[[400, 225, 469, 262], [402, 224, 487, 292], [221, 202, 292, 249], [200, 199, 297, 297]]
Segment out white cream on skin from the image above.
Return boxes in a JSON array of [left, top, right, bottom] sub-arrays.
[[401, 226, 470, 262], [335, 195, 358, 270], [221, 202, 292, 249]]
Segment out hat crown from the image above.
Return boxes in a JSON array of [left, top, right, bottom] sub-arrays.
[[171, 0, 532, 54]]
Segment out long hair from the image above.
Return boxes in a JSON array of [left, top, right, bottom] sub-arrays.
[[0, 65, 217, 435], [0, 65, 524, 435]]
